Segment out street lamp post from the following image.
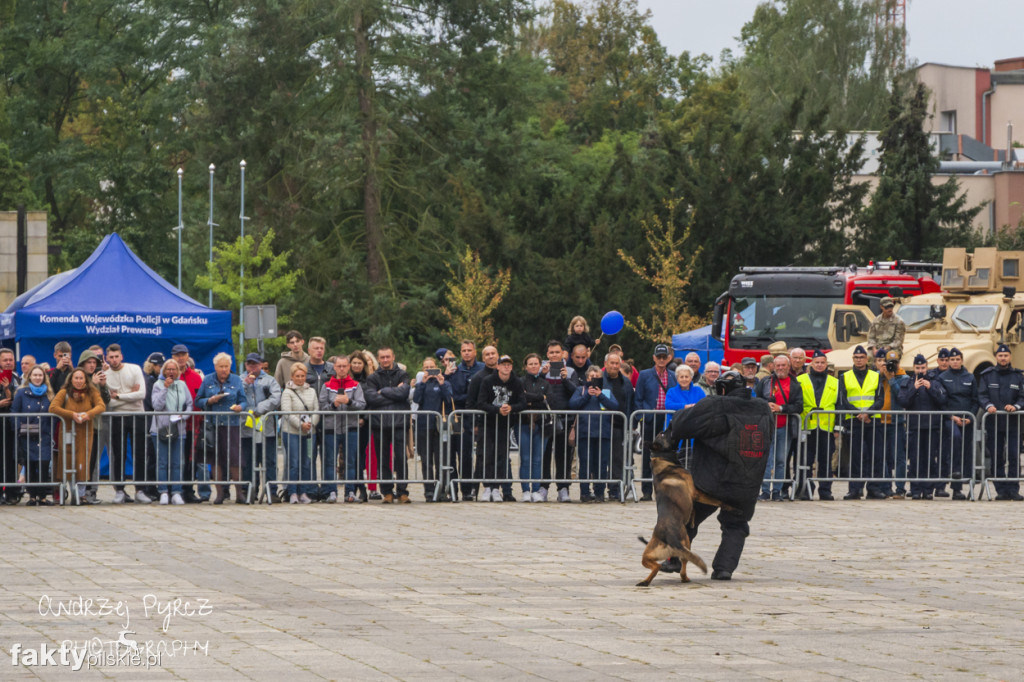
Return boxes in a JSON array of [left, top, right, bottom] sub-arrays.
[[175, 168, 183, 290], [207, 163, 216, 307], [239, 160, 248, 354]]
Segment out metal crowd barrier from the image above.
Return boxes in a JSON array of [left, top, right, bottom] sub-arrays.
[[262, 409, 444, 504], [796, 409, 979, 501], [3, 405, 1023, 505], [444, 409, 630, 503], [0, 411, 65, 505], [61, 409, 243, 505], [977, 410, 1024, 501], [627, 410, 800, 502]]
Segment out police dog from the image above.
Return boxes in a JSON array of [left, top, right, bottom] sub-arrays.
[[636, 434, 730, 586]]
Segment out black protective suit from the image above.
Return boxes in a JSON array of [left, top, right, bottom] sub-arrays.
[[665, 388, 773, 574]]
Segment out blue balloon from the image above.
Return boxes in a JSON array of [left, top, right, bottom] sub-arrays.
[[600, 310, 625, 335]]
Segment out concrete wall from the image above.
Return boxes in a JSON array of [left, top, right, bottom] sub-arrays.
[[989, 85, 1024, 150], [916, 63, 984, 138], [852, 173, 996, 236], [0, 211, 48, 310]]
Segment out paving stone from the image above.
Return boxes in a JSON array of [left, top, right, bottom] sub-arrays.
[[0, 497, 1022, 678]]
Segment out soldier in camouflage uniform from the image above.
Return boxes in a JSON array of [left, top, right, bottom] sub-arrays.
[[867, 296, 906, 355]]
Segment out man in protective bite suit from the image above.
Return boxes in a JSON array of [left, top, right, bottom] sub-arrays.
[[653, 370, 773, 580]]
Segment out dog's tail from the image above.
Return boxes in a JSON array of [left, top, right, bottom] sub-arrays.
[[637, 535, 707, 574]]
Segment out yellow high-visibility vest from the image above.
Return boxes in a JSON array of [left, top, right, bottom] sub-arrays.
[[842, 369, 881, 419], [797, 373, 839, 431]]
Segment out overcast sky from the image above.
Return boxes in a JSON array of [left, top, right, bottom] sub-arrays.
[[639, 0, 1021, 69]]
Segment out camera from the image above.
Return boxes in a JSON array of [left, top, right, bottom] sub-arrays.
[[885, 358, 899, 374]]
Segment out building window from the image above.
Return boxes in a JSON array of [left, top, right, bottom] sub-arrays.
[[940, 110, 957, 134]]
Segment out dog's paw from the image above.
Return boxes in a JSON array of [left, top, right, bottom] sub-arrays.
[[635, 580, 651, 587]]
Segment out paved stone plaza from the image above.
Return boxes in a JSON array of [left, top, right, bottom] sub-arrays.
[[1, 492, 1022, 680]]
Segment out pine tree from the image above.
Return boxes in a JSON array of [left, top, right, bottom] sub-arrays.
[[859, 82, 982, 260]]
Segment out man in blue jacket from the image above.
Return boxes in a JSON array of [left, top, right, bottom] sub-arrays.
[[897, 354, 947, 500], [633, 344, 678, 501], [449, 340, 483, 502]]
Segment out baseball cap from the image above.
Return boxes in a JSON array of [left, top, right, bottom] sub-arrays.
[[498, 354, 513, 365], [880, 296, 895, 308], [146, 352, 166, 365], [435, 347, 449, 359], [245, 352, 263, 364], [741, 357, 757, 366], [171, 343, 189, 355], [653, 344, 671, 357]]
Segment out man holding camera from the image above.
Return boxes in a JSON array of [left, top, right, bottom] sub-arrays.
[[867, 296, 905, 355], [875, 349, 909, 498], [897, 354, 947, 500]]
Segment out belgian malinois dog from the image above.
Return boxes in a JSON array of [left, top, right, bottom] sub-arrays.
[[636, 435, 731, 586]]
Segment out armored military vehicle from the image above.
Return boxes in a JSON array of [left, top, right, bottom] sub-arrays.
[[826, 247, 1024, 378]]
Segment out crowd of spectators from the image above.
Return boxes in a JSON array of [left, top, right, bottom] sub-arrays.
[[0, 308, 1020, 506]]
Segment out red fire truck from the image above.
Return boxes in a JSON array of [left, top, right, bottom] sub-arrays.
[[710, 261, 941, 367]]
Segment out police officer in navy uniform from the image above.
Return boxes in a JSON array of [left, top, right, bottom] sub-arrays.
[[897, 354, 947, 499], [938, 348, 976, 500], [837, 345, 886, 499], [979, 344, 1024, 500]]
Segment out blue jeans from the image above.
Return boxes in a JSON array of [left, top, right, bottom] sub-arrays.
[[156, 435, 184, 495], [285, 432, 315, 496], [578, 437, 612, 497], [323, 430, 360, 495], [518, 424, 546, 493], [762, 426, 791, 496]]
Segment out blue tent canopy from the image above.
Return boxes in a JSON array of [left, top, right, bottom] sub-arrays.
[[2, 233, 233, 373], [671, 325, 724, 370]]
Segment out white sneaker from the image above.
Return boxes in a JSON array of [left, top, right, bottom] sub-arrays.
[[480, 487, 492, 502], [537, 488, 548, 502], [289, 493, 299, 504], [327, 492, 338, 504], [492, 488, 503, 502], [113, 491, 127, 504], [298, 493, 312, 504], [135, 490, 153, 504], [171, 493, 185, 506], [519, 491, 531, 503], [159, 493, 169, 505], [558, 488, 570, 503]]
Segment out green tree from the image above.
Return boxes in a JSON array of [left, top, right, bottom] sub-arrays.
[[734, 0, 904, 130], [671, 74, 869, 310], [0, 141, 37, 209], [195, 229, 302, 358], [617, 199, 705, 343], [858, 82, 982, 260], [541, 0, 677, 142], [442, 247, 512, 347]]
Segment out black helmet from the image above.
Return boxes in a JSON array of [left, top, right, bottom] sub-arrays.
[[714, 369, 746, 396]]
